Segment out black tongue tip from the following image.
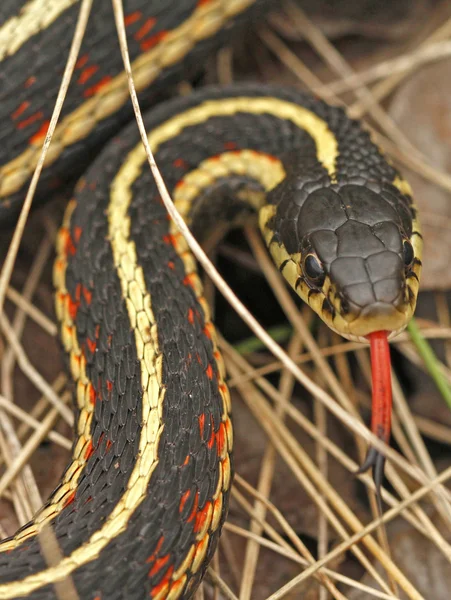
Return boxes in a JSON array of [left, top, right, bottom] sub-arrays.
[[356, 446, 387, 509]]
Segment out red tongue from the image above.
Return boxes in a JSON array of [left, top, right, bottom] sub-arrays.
[[357, 331, 392, 495], [368, 331, 392, 445]]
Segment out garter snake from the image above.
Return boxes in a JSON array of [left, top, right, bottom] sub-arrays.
[[0, 1, 422, 598]]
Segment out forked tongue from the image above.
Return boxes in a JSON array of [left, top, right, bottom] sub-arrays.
[[357, 331, 392, 500]]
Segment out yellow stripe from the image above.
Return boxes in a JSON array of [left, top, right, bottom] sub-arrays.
[[0, 95, 336, 595], [0, 0, 257, 198], [172, 150, 286, 224], [0, 0, 77, 62]]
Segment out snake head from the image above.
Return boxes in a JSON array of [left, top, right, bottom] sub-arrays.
[[262, 182, 422, 343]]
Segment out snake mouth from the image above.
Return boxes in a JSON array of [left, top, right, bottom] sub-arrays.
[[329, 300, 411, 343]]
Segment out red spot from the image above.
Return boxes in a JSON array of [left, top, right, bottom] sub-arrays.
[[203, 323, 213, 339], [140, 31, 168, 52], [84, 441, 94, 460], [82, 286, 92, 305], [134, 17, 156, 40], [29, 120, 50, 145], [179, 489, 191, 513], [148, 554, 169, 578], [163, 233, 177, 246], [187, 492, 199, 523], [24, 76, 36, 88], [106, 439, 112, 451], [206, 364, 213, 380], [267, 154, 279, 163], [67, 296, 79, 321], [167, 261, 175, 270], [216, 422, 226, 456], [183, 454, 190, 466], [78, 65, 99, 85], [195, 353, 202, 365], [197, 0, 212, 6], [62, 229, 76, 256], [125, 11, 142, 26], [209, 154, 221, 162], [151, 566, 174, 597], [173, 158, 188, 168], [75, 54, 89, 69], [187, 308, 194, 325], [106, 380, 113, 392], [95, 324, 100, 339], [74, 226, 82, 243], [207, 426, 215, 449], [146, 537, 165, 563], [63, 491, 76, 508], [183, 274, 196, 289], [198, 413, 205, 438], [11, 101, 30, 120], [88, 384, 96, 405], [213, 351, 221, 361], [86, 337, 96, 353], [83, 76, 112, 98], [175, 180, 185, 191], [194, 501, 211, 533], [17, 111, 43, 130], [224, 141, 237, 150]]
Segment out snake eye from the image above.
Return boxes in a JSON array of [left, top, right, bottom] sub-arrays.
[[403, 240, 414, 267], [303, 253, 326, 287]]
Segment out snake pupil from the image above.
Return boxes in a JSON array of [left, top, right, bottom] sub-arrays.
[[304, 254, 326, 287], [403, 240, 414, 267]]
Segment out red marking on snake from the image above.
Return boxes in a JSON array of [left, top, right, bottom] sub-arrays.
[[84, 441, 94, 460], [134, 17, 156, 40], [216, 422, 226, 457], [63, 491, 76, 508], [173, 158, 188, 168], [11, 101, 30, 120], [24, 76, 36, 88], [82, 286, 92, 305], [187, 308, 195, 325], [183, 274, 197, 289], [124, 11, 142, 26], [83, 76, 112, 98], [197, 0, 213, 6], [203, 323, 213, 339], [368, 331, 392, 444], [78, 65, 99, 85], [67, 296, 79, 321], [175, 180, 185, 191], [179, 489, 191, 513], [187, 492, 199, 523], [146, 537, 165, 564], [151, 566, 174, 597], [224, 141, 237, 150], [194, 501, 212, 533], [183, 454, 190, 466], [17, 111, 43, 130], [163, 233, 177, 246], [148, 554, 169, 578], [198, 413, 205, 438], [88, 384, 96, 405], [29, 120, 50, 145], [167, 260, 175, 270], [206, 364, 213, 380], [86, 337, 96, 353], [75, 54, 89, 69], [106, 439, 112, 451], [95, 324, 100, 339], [140, 30, 168, 52], [106, 380, 113, 392]]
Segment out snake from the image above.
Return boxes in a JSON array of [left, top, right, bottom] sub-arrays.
[[0, 0, 422, 598]]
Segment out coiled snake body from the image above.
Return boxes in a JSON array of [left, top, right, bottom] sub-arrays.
[[0, 1, 421, 598]]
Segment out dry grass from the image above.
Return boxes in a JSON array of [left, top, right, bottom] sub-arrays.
[[1, 0, 451, 598]]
